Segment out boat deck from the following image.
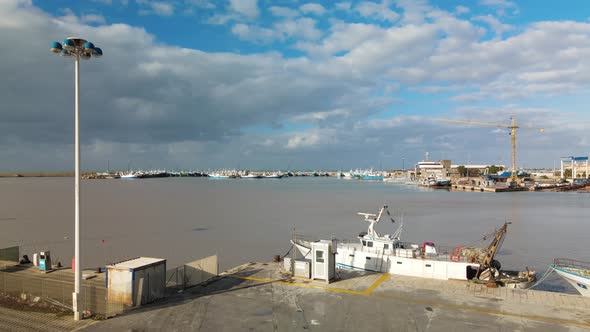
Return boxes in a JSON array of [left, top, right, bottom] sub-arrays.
[[82, 262, 590, 331]]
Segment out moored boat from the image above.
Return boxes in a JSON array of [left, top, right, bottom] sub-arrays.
[[292, 206, 535, 287], [551, 258, 590, 296]]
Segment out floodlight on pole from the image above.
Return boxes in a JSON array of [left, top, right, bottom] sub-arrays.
[[50, 37, 102, 321]]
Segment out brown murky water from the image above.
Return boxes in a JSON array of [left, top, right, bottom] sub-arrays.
[[0, 177, 587, 291]]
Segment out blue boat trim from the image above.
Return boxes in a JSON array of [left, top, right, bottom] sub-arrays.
[[551, 265, 590, 281], [336, 262, 381, 273]]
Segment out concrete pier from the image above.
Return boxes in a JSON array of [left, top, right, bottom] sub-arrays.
[[82, 262, 590, 331]]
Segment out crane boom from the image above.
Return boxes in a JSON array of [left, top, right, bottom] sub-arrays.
[[437, 118, 517, 129], [477, 222, 510, 278]]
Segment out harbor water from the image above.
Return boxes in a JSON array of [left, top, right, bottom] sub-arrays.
[[0, 177, 587, 293]]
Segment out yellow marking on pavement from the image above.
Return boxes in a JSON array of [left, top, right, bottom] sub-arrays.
[[231, 273, 590, 328], [233, 275, 366, 295], [363, 273, 389, 295]]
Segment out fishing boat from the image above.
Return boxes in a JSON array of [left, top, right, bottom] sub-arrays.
[[351, 169, 384, 180], [263, 172, 283, 178], [208, 172, 230, 179], [359, 173, 384, 181], [242, 173, 262, 178], [120, 172, 138, 179], [420, 177, 451, 187], [551, 258, 590, 297], [292, 206, 535, 288]]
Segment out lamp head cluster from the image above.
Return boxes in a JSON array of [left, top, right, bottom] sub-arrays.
[[50, 37, 102, 59]]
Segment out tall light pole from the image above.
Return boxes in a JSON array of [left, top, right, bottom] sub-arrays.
[[50, 37, 102, 321]]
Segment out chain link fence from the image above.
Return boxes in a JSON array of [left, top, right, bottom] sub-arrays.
[[0, 254, 219, 319], [0, 266, 126, 318], [166, 255, 218, 291]]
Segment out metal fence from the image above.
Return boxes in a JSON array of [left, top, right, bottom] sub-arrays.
[[0, 246, 19, 263], [0, 254, 219, 319], [166, 255, 218, 291], [0, 268, 126, 318]]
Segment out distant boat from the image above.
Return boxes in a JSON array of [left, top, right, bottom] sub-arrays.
[[263, 172, 283, 178], [421, 178, 451, 187], [551, 259, 590, 297], [120, 173, 138, 179], [242, 173, 262, 179], [350, 169, 383, 180], [359, 173, 384, 180], [208, 172, 230, 179]]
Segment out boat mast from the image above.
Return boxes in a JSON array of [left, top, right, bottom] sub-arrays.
[[358, 206, 386, 237]]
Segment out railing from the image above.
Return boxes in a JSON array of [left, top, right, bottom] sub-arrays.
[[337, 241, 483, 263], [554, 258, 590, 270]]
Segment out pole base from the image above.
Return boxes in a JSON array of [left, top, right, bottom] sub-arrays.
[[73, 292, 80, 320]]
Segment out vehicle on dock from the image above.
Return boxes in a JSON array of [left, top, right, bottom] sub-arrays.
[[551, 258, 590, 297], [292, 206, 535, 288]]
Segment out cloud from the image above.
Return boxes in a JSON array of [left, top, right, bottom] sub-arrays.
[[81, 14, 106, 24], [355, 0, 399, 22], [473, 14, 513, 38], [229, 0, 259, 19], [275, 17, 322, 41], [300, 3, 326, 16], [137, 0, 174, 16], [335, 2, 351, 11], [1, 0, 590, 170], [286, 131, 322, 149], [455, 5, 470, 15], [290, 109, 351, 123], [295, 22, 384, 56], [269, 6, 299, 18], [186, 0, 215, 9], [231, 23, 276, 43], [396, 0, 430, 25], [207, 0, 259, 24], [479, 0, 518, 16]]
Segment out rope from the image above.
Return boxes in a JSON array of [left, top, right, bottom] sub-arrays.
[[385, 207, 396, 223], [528, 267, 555, 290], [281, 244, 294, 259]]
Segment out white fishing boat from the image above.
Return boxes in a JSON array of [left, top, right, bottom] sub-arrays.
[[292, 206, 535, 287], [242, 173, 262, 178], [551, 259, 590, 297], [120, 172, 138, 179], [263, 172, 283, 178]]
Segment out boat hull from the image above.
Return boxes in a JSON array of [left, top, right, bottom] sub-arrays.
[[552, 265, 590, 297], [335, 245, 479, 280]]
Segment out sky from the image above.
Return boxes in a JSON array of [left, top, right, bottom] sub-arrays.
[[1, 0, 590, 171]]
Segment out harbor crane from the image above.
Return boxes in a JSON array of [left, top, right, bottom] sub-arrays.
[[438, 116, 544, 187]]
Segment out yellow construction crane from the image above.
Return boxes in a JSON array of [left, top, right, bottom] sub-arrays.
[[438, 116, 544, 187]]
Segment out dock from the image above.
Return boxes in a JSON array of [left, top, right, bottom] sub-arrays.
[[451, 184, 530, 192], [81, 262, 590, 331]]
